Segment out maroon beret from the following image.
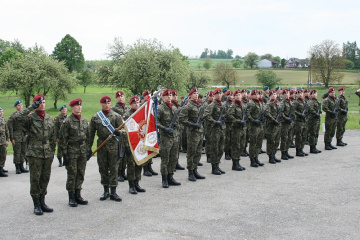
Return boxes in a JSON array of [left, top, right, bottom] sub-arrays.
[[250, 89, 257, 96], [258, 90, 263, 94], [328, 87, 335, 93], [188, 88, 198, 96], [100, 95, 111, 103], [304, 89, 310, 93], [172, 90, 178, 96], [142, 90, 151, 97], [225, 90, 233, 96], [116, 91, 124, 97], [338, 87, 345, 91], [310, 89, 317, 95], [207, 91, 214, 97], [289, 90, 295, 95], [162, 89, 172, 96], [269, 90, 276, 96], [241, 89, 247, 93], [129, 96, 140, 105], [33, 94, 45, 102], [69, 98, 82, 107], [281, 89, 288, 95], [213, 88, 222, 94], [233, 89, 241, 96]]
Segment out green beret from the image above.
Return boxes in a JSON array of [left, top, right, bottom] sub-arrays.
[[297, 87, 303, 90], [14, 100, 22, 107], [59, 105, 67, 111], [140, 96, 144, 100], [275, 86, 281, 91], [0, 107, 2, 110], [263, 86, 269, 91], [288, 87, 291, 90], [247, 90, 250, 93], [222, 87, 228, 93]]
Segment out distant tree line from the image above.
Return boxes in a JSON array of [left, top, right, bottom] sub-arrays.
[[200, 48, 233, 59]]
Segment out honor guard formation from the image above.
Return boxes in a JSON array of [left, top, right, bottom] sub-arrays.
[[0, 86, 357, 216]]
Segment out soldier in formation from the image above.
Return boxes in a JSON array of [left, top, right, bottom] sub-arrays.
[[0, 107, 9, 177], [54, 104, 67, 167], [322, 87, 338, 150], [336, 87, 348, 146]]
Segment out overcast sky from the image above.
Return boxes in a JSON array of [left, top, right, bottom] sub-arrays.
[[1, 0, 359, 60]]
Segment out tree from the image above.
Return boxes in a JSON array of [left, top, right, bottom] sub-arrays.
[[213, 62, 239, 88], [77, 68, 94, 93], [107, 37, 127, 62], [231, 59, 242, 68], [280, 58, 286, 68], [52, 34, 85, 72], [255, 69, 282, 90], [235, 55, 241, 59], [260, 53, 273, 60], [217, 50, 227, 59], [186, 70, 210, 91], [343, 41, 360, 68], [0, 48, 23, 66], [244, 52, 259, 69], [203, 57, 212, 69], [0, 39, 25, 56], [309, 40, 346, 88], [200, 48, 208, 58], [226, 49, 233, 59]]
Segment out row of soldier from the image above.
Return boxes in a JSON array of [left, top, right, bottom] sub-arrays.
[[0, 85, 350, 216]]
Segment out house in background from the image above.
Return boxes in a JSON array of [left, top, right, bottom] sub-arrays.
[[257, 59, 279, 68], [286, 58, 309, 68]]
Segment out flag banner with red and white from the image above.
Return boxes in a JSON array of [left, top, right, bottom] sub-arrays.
[[124, 98, 159, 166]]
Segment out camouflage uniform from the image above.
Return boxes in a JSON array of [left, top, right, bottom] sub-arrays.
[[8, 111, 27, 165], [0, 116, 9, 169], [265, 101, 281, 158], [241, 97, 250, 155], [224, 100, 233, 158], [89, 110, 123, 188], [307, 98, 321, 151], [61, 114, 89, 192], [54, 114, 67, 162], [203, 100, 213, 160], [262, 94, 270, 104], [336, 95, 348, 143], [279, 98, 293, 158], [293, 98, 308, 155], [322, 96, 337, 146]]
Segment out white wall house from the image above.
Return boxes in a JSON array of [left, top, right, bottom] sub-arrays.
[[257, 59, 272, 68]]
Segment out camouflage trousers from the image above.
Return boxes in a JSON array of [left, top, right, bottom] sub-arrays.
[[266, 124, 280, 155], [294, 121, 306, 149], [159, 135, 178, 175], [0, 144, 6, 167], [65, 153, 87, 191], [224, 122, 232, 152], [248, 124, 262, 159], [230, 125, 246, 160], [324, 116, 337, 143], [280, 122, 292, 152], [210, 126, 225, 164], [308, 118, 320, 146], [336, 114, 347, 140], [56, 141, 64, 159], [118, 155, 127, 172], [181, 127, 187, 150], [204, 124, 212, 155], [186, 130, 203, 170], [13, 141, 26, 164], [97, 142, 119, 188], [126, 152, 142, 181], [28, 156, 53, 197]]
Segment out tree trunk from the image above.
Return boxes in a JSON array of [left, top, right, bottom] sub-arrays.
[[54, 99, 58, 109], [84, 86, 86, 93]]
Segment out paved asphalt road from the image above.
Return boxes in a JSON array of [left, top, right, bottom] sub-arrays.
[[1, 130, 360, 240]]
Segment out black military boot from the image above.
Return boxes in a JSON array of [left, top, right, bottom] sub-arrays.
[[143, 165, 152, 177], [75, 189, 88, 205], [0, 167, 8, 177], [188, 169, 197, 181], [162, 175, 169, 188], [32, 197, 43, 215], [197, 161, 203, 166], [296, 149, 305, 157], [273, 154, 281, 162], [194, 168, 206, 179], [329, 142, 337, 149], [128, 181, 137, 194], [58, 157, 63, 167], [118, 170, 125, 182], [39, 195, 54, 212], [168, 173, 182, 185], [244, 149, 249, 156], [268, 155, 276, 164], [232, 160, 243, 171], [290, 141, 295, 148], [286, 151, 294, 159], [325, 142, 332, 150], [225, 151, 231, 160], [211, 164, 221, 175], [250, 158, 259, 167], [100, 186, 110, 201], [314, 145, 322, 153], [336, 138, 346, 146], [310, 146, 319, 154], [110, 187, 122, 202], [281, 151, 289, 160], [259, 149, 266, 154], [300, 149, 308, 156], [134, 180, 146, 192], [2, 168, 8, 172], [68, 191, 78, 207], [238, 160, 246, 170], [15, 164, 21, 174], [216, 163, 226, 174], [148, 163, 158, 175], [121, 169, 127, 180], [206, 154, 211, 163], [19, 163, 29, 173], [175, 161, 185, 170], [255, 157, 264, 166]]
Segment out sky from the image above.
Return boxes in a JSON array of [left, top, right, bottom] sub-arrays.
[[1, 0, 359, 60]]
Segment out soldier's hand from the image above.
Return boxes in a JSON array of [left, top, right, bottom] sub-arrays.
[[300, 114, 306, 119], [330, 111, 337, 117], [341, 110, 348, 114], [31, 98, 43, 109], [86, 150, 92, 161], [163, 127, 174, 134], [273, 119, 280, 125], [125, 146, 131, 155], [5, 141, 9, 147], [315, 113, 320, 118], [190, 122, 200, 129], [113, 130, 121, 136], [63, 154, 70, 166], [285, 117, 292, 123], [11, 140, 15, 145], [215, 120, 223, 126]]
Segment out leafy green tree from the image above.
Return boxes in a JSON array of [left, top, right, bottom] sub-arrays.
[[213, 62, 239, 88], [77, 68, 94, 93], [342, 41, 360, 68], [107, 37, 127, 62], [255, 69, 282, 90], [244, 52, 259, 69], [281, 58, 286, 68], [0, 48, 23, 66], [0, 39, 25, 56], [186, 70, 210, 91], [231, 59, 242, 68], [200, 48, 209, 58], [235, 55, 242, 59], [226, 49, 233, 59], [309, 39, 346, 88], [203, 57, 212, 69], [52, 34, 85, 72], [260, 53, 273, 60]]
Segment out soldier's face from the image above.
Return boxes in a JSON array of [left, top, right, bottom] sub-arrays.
[[242, 92, 248, 98], [329, 91, 335, 97], [208, 96, 214, 102], [172, 94, 178, 101], [312, 92, 318, 99], [60, 108, 67, 115], [297, 92, 304, 98], [0, 110, 3, 117], [270, 93, 277, 100], [228, 95, 234, 101], [38, 100, 46, 111], [214, 92, 222, 100], [116, 95, 125, 103], [305, 92, 310, 97], [15, 103, 23, 111], [101, 102, 111, 111], [71, 105, 82, 114], [251, 94, 257, 100], [234, 93, 241, 101], [163, 94, 172, 103], [190, 92, 199, 101], [131, 101, 139, 110], [283, 92, 289, 99]]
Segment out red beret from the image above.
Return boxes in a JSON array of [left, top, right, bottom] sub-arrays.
[[269, 90, 276, 96], [304, 89, 310, 93], [116, 91, 124, 97], [258, 90, 263, 94], [241, 89, 247, 93], [213, 88, 222, 94], [233, 89, 241, 96], [162, 89, 172, 96], [69, 98, 82, 107], [129, 96, 140, 105], [281, 89, 288, 95], [225, 90, 233, 96], [172, 90, 178, 96], [250, 89, 257, 96], [188, 88, 198, 96], [142, 90, 151, 97], [338, 87, 345, 91], [289, 90, 295, 95], [33, 94, 45, 102], [100, 95, 111, 103], [328, 87, 335, 93], [296, 89, 303, 94], [207, 91, 214, 97], [310, 89, 317, 95]]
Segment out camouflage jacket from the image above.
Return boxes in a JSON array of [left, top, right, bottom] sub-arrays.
[[171, 101, 181, 137], [203, 100, 226, 130], [224, 100, 233, 123], [54, 114, 67, 140], [89, 110, 124, 147], [246, 100, 263, 125], [265, 101, 280, 124], [293, 98, 307, 123], [280, 99, 292, 122], [262, 94, 270, 104], [8, 111, 28, 142], [179, 100, 204, 133], [308, 99, 321, 120], [322, 96, 337, 119], [157, 102, 177, 137], [227, 101, 246, 129], [338, 95, 347, 115], [112, 102, 129, 121], [13, 106, 56, 158], [0, 117, 9, 145], [60, 114, 89, 155]]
